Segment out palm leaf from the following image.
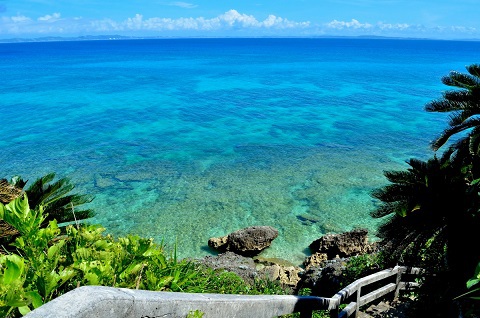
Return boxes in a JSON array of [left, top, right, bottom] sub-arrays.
[[425, 99, 463, 112], [467, 64, 480, 78], [431, 118, 480, 151], [442, 72, 479, 89]]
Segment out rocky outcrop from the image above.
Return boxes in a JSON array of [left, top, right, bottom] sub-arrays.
[[203, 228, 380, 294], [254, 257, 303, 288], [207, 236, 228, 250], [199, 252, 259, 284], [197, 252, 302, 290], [297, 258, 348, 296], [208, 226, 279, 256], [309, 228, 377, 259], [298, 229, 379, 296], [303, 252, 328, 270]]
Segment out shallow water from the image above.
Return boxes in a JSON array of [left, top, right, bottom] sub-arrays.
[[1, 38, 479, 265]]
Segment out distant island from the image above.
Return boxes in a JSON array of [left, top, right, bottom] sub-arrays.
[[1, 34, 479, 43]]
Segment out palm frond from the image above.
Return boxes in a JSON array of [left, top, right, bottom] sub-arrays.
[[468, 126, 480, 156], [383, 170, 419, 184], [448, 110, 471, 126], [466, 64, 480, 80], [25, 173, 95, 224], [425, 99, 464, 112], [406, 157, 435, 174], [442, 72, 479, 89], [431, 118, 480, 151], [370, 201, 406, 218], [438, 137, 470, 166], [371, 184, 416, 202], [443, 90, 471, 103]]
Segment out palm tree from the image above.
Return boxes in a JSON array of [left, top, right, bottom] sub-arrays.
[[425, 64, 480, 168], [371, 155, 480, 306], [1, 173, 94, 249], [19, 172, 94, 224], [371, 64, 480, 315], [372, 156, 471, 266]]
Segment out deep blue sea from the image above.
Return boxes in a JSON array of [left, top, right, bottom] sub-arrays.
[[1, 38, 479, 265]]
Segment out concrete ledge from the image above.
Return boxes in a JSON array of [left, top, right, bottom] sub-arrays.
[[24, 286, 330, 318]]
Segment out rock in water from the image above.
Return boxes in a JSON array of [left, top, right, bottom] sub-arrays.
[[207, 236, 228, 251], [227, 226, 279, 256], [309, 228, 374, 259], [208, 226, 279, 256]]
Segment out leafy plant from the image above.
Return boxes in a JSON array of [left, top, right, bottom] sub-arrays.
[[371, 63, 480, 317], [466, 263, 480, 300], [451, 262, 480, 317], [1, 173, 94, 252], [342, 253, 384, 286], [186, 309, 204, 318], [0, 194, 292, 317], [0, 254, 43, 317], [425, 63, 480, 156], [455, 262, 480, 301], [17, 173, 94, 224]]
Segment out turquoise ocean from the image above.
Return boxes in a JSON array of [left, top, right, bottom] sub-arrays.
[[1, 38, 480, 265]]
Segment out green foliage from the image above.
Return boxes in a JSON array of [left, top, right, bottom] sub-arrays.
[[250, 277, 289, 295], [1, 173, 94, 252], [0, 194, 290, 317], [186, 310, 204, 318], [370, 155, 480, 274], [371, 63, 480, 316], [296, 287, 312, 296], [455, 262, 480, 301], [342, 253, 384, 286], [453, 262, 480, 317], [425, 64, 480, 154], [0, 194, 45, 238], [17, 173, 94, 224], [0, 254, 43, 317], [466, 263, 480, 299]]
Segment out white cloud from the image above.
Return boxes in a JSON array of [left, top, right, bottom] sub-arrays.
[[377, 22, 410, 30], [170, 2, 198, 9], [10, 15, 31, 23], [322, 18, 478, 38], [95, 10, 309, 32], [325, 19, 416, 32], [0, 11, 478, 39], [38, 13, 61, 22], [326, 19, 372, 30]]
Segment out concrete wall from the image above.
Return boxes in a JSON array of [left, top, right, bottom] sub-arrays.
[[24, 286, 329, 318]]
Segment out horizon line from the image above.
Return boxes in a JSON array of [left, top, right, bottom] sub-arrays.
[[2, 34, 480, 44]]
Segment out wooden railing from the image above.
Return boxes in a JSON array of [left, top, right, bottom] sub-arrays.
[[319, 265, 423, 318]]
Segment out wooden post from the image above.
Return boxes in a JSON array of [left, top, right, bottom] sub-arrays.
[[394, 267, 402, 300], [354, 286, 361, 318]]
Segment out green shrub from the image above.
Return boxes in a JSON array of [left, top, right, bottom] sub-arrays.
[[0, 194, 290, 317], [186, 310, 204, 318], [342, 253, 385, 286]]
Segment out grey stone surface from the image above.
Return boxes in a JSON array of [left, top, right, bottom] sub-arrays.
[[24, 286, 328, 318]]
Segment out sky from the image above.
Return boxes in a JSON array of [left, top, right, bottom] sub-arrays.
[[0, 0, 479, 40]]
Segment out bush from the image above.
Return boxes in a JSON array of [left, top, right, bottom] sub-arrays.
[[0, 195, 287, 317]]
